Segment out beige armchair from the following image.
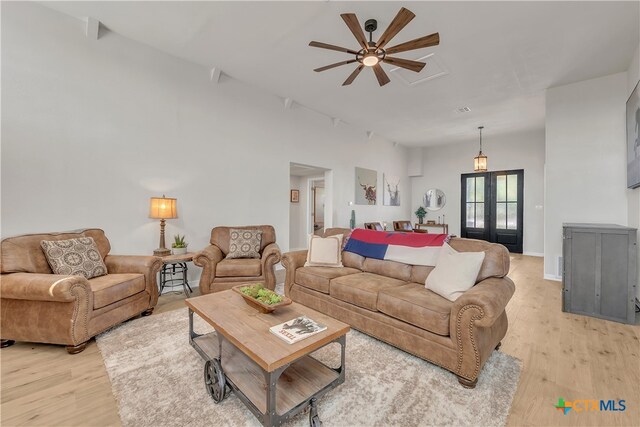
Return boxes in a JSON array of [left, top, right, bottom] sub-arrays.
[[193, 225, 281, 294], [0, 229, 162, 353]]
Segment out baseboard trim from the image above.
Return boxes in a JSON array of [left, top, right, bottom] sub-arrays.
[[544, 274, 562, 282], [523, 252, 544, 257]]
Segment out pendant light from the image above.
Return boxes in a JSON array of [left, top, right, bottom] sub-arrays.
[[474, 126, 488, 172]]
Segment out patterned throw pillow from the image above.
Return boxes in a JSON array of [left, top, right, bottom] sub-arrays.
[[226, 229, 263, 259], [41, 237, 108, 279]]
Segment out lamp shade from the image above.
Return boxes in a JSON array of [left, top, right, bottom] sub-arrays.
[[149, 196, 177, 219], [474, 153, 488, 172]]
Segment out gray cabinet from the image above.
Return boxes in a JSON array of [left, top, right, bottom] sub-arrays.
[[563, 223, 637, 324]]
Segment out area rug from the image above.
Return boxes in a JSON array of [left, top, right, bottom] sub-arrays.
[[96, 308, 521, 427]]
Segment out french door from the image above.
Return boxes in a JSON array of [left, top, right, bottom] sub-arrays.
[[460, 169, 524, 253]]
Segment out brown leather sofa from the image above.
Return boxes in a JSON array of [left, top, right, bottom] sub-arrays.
[[0, 229, 162, 353], [282, 228, 515, 388], [193, 225, 281, 293]]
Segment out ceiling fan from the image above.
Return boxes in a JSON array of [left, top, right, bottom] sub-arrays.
[[309, 7, 440, 87]]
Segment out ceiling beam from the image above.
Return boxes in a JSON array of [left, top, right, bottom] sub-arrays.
[[85, 17, 100, 40], [209, 67, 222, 84]]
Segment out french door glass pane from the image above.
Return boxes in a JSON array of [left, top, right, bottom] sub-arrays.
[[466, 203, 475, 227], [476, 177, 485, 202], [507, 202, 518, 229], [496, 175, 507, 202], [496, 203, 507, 229], [507, 174, 518, 202], [466, 178, 475, 202], [476, 202, 485, 228]]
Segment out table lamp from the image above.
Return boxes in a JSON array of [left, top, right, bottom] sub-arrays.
[[149, 195, 177, 256]]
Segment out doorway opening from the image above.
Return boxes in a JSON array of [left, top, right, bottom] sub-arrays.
[[460, 169, 524, 253], [289, 163, 331, 251]]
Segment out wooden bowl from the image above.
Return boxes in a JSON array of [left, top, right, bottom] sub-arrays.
[[232, 285, 292, 314]]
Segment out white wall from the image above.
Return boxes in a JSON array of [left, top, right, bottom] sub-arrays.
[[626, 44, 640, 300], [544, 72, 629, 279], [0, 3, 411, 280], [288, 175, 303, 250], [410, 129, 545, 255]]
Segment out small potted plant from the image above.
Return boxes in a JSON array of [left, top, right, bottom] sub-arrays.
[[415, 206, 427, 224], [171, 234, 188, 255]]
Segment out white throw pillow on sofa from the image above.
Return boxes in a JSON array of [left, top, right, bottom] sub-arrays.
[[425, 243, 485, 301], [305, 234, 344, 267]]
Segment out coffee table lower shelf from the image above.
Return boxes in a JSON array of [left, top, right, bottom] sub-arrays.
[[189, 310, 346, 427]]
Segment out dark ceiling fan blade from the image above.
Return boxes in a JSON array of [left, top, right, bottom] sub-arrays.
[[385, 33, 440, 55], [340, 13, 369, 50], [343, 64, 365, 86], [309, 41, 358, 55], [314, 59, 357, 72], [376, 7, 415, 49], [372, 63, 391, 86], [382, 57, 426, 73]]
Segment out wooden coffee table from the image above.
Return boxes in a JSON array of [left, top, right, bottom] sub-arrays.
[[185, 290, 350, 427]]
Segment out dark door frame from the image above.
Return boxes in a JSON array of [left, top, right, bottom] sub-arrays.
[[460, 169, 524, 253]]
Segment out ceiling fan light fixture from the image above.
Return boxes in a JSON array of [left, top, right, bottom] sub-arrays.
[[473, 126, 488, 172], [362, 53, 380, 67]]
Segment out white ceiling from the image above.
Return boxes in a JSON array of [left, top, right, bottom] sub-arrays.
[[43, 1, 639, 147]]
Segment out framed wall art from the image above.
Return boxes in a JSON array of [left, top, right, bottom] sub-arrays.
[[355, 167, 377, 205]]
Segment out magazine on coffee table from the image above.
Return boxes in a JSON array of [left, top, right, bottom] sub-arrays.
[[269, 316, 327, 344]]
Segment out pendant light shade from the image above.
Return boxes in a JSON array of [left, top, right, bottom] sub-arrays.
[[474, 126, 488, 172]]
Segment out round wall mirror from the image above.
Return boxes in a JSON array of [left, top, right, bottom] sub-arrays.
[[423, 189, 446, 211]]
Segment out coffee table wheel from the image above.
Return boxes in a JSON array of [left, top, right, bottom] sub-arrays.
[[204, 358, 227, 403], [310, 415, 322, 427], [309, 398, 322, 427]]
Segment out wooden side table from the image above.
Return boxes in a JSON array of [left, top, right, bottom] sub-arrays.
[[160, 252, 195, 296], [415, 223, 449, 234]]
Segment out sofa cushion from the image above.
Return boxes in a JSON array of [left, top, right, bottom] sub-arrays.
[[1, 229, 110, 275], [226, 229, 262, 259], [216, 258, 262, 277], [342, 251, 365, 270], [362, 258, 411, 281], [410, 265, 434, 284], [448, 237, 509, 280], [426, 243, 485, 301], [210, 225, 275, 255], [377, 283, 452, 336], [330, 272, 406, 311], [295, 266, 360, 294], [305, 235, 343, 267], [89, 273, 146, 309], [41, 237, 108, 279]]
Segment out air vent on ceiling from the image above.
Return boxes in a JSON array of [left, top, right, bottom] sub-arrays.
[[456, 107, 471, 113], [389, 53, 449, 86]]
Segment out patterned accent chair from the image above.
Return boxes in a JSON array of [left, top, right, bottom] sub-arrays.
[[0, 229, 162, 353], [193, 225, 281, 294], [364, 222, 384, 231], [393, 221, 414, 232]]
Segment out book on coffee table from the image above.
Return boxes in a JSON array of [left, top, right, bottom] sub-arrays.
[[269, 316, 327, 344]]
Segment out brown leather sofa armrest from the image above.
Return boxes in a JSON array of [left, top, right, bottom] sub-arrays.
[[104, 255, 162, 275], [261, 243, 282, 291], [261, 243, 282, 267], [0, 273, 91, 303], [193, 245, 224, 294], [192, 245, 224, 268], [451, 276, 515, 328], [281, 250, 308, 296], [104, 255, 162, 307]]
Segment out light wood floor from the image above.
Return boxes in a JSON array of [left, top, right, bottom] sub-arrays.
[[1, 256, 639, 426]]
